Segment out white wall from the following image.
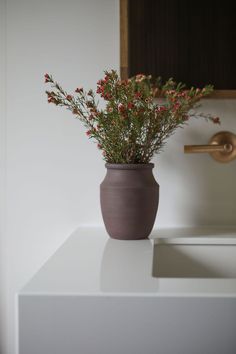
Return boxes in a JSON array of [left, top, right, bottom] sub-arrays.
[[0, 0, 7, 353], [155, 99, 236, 227], [2, 0, 236, 353], [4, 0, 119, 353]]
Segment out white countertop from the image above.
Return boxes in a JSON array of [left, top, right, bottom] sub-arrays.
[[19, 227, 236, 297]]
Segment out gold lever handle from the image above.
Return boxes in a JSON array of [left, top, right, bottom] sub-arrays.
[[184, 131, 236, 163], [184, 144, 233, 154]]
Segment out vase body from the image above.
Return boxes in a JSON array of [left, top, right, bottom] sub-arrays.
[[100, 163, 159, 240]]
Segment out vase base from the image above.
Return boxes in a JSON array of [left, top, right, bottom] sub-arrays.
[[107, 233, 150, 241]]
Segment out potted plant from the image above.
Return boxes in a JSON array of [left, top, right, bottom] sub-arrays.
[[45, 70, 220, 240]]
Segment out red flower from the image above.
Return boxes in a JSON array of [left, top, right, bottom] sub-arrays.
[[86, 101, 94, 108], [72, 108, 79, 115], [75, 87, 83, 93], [47, 96, 59, 105], [118, 104, 126, 113], [212, 117, 220, 124], [97, 143, 102, 149], [44, 73, 50, 83], [103, 93, 111, 101], [96, 86, 105, 94], [90, 108, 98, 117], [138, 108, 145, 114], [86, 130, 92, 136], [127, 102, 134, 109], [156, 106, 166, 112], [66, 95, 73, 101], [135, 92, 141, 99], [173, 103, 180, 111], [135, 74, 146, 82]]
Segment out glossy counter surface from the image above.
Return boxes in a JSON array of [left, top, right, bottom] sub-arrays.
[[19, 227, 236, 297]]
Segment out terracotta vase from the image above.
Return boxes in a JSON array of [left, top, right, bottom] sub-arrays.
[[100, 163, 159, 240]]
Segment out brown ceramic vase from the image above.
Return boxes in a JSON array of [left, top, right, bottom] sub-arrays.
[[100, 163, 159, 240]]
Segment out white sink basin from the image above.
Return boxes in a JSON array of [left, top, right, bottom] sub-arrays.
[[153, 229, 236, 278]]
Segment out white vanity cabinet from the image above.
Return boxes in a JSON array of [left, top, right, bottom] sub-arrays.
[[18, 227, 236, 354]]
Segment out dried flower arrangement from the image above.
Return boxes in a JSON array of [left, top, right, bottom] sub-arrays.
[[45, 70, 220, 163]]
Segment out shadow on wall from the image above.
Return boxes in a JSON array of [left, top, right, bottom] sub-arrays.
[[153, 111, 236, 227]]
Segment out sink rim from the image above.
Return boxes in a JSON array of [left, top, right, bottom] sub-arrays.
[[155, 237, 236, 245]]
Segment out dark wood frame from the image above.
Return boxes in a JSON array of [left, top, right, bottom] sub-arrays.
[[120, 0, 236, 98], [120, 0, 129, 81]]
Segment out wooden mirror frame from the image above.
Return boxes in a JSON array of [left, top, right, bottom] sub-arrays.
[[120, 0, 236, 99]]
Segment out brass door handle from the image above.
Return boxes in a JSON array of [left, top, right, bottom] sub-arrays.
[[184, 131, 236, 163]]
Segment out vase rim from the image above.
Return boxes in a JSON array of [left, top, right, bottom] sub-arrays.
[[105, 163, 154, 170]]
